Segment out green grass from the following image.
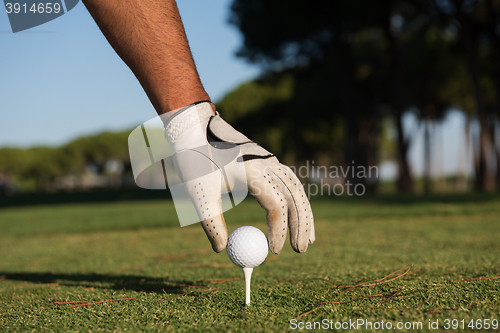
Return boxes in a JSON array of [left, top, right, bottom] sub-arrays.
[[0, 194, 499, 332]]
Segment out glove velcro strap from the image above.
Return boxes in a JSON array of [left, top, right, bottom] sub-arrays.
[[164, 102, 214, 144], [207, 114, 252, 144]]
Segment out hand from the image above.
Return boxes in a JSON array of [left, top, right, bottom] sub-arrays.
[[163, 102, 315, 254]]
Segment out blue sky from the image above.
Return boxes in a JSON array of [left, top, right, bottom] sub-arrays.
[[0, 0, 259, 147], [0, 1, 470, 179]]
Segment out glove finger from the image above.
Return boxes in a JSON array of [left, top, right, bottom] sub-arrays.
[[307, 200, 315, 244], [273, 165, 312, 253], [183, 168, 228, 253], [246, 162, 288, 254], [200, 214, 228, 253]]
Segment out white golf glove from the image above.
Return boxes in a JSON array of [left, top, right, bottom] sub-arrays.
[[163, 101, 315, 254]]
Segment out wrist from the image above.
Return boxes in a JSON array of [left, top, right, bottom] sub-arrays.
[[160, 100, 214, 127], [162, 102, 214, 148], [159, 98, 215, 116]]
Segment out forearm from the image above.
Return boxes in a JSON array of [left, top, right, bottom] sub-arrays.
[[82, 0, 212, 114]]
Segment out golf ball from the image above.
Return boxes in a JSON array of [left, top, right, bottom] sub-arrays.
[[227, 226, 269, 268]]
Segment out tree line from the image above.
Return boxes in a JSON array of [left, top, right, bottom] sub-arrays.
[[0, 131, 131, 192], [2, 0, 500, 194], [219, 0, 500, 193]]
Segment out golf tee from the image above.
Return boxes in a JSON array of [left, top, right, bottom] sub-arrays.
[[242, 267, 253, 305]]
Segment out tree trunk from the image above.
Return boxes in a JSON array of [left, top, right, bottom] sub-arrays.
[[487, 0, 500, 190], [423, 119, 432, 194], [358, 113, 381, 193], [455, 2, 495, 191], [335, 42, 366, 188], [455, 113, 471, 192], [492, 116, 500, 190], [387, 29, 413, 193], [494, 64, 500, 191], [394, 109, 413, 193]]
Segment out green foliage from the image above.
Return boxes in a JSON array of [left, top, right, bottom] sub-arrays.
[[379, 117, 397, 161], [64, 131, 131, 168], [0, 130, 133, 190], [0, 195, 499, 331], [228, 0, 500, 193], [0, 148, 32, 177], [218, 69, 345, 165], [217, 74, 294, 123]]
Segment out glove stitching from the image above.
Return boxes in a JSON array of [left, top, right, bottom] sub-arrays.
[[273, 169, 304, 252], [165, 103, 213, 144]]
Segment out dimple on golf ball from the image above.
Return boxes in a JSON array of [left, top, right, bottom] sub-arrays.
[[227, 226, 269, 268]]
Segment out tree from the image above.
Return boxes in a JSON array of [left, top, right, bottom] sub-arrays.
[[430, 0, 498, 191], [218, 68, 345, 168], [0, 130, 132, 192], [229, 0, 399, 190]]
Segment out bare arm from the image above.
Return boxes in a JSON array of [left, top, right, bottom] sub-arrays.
[[82, 0, 214, 114]]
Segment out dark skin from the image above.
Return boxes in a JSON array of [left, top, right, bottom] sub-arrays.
[[82, 0, 215, 115]]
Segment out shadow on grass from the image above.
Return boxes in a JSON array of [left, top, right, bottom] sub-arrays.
[[0, 272, 207, 294], [0, 188, 172, 209], [2, 188, 499, 210]]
